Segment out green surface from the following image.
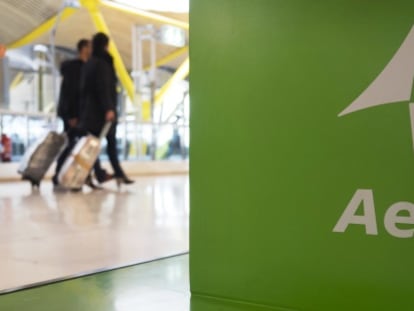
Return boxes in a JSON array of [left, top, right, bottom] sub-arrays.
[[0, 256, 189, 311], [190, 0, 414, 310], [191, 296, 289, 311]]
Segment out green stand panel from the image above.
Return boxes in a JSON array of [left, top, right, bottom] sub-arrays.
[[190, 0, 414, 310]]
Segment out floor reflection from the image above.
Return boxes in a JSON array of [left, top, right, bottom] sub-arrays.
[[0, 176, 189, 292], [0, 255, 189, 311]]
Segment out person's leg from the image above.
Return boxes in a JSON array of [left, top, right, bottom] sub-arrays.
[[53, 125, 77, 185], [106, 124, 134, 186], [93, 157, 112, 183], [106, 123, 125, 178], [53, 148, 69, 185]]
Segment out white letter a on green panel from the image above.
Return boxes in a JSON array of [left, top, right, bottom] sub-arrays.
[[333, 189, 378, 235]]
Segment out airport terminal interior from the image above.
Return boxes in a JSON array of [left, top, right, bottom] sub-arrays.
[[1, 0, 190, 310], [2, 1, 414, 311]]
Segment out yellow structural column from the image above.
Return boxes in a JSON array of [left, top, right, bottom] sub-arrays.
[[155, 57, 189, 104], [81, 0, 135, 102], [10, 72, 24, 89], [138, 57, 189, 120], [144, 46, 189, 71]]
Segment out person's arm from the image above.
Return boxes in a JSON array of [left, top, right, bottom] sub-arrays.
[[96, 61, 116, 119], [66, 63, 81, 124], [56, 61, 69, 119], [60, 62, 82, 127]]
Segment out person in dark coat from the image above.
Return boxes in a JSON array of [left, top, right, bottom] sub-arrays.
[[80, 32, 134, 185], [53, 39, 95, 188]]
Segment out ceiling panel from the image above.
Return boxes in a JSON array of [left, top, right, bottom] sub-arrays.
[[0, 0, 61, 45], [1, 1, 188, 70]]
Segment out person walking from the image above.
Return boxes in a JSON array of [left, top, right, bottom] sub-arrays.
[[53, 39, 112, 190], [79, 32, 134, 186]]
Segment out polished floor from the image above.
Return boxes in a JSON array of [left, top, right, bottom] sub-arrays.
[[0, 254, 279, 311], [0, 255, 190, 311], [0, 176, 189, 293]]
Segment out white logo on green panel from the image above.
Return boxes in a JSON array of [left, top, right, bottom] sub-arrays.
[[334, 25, 414, 238]]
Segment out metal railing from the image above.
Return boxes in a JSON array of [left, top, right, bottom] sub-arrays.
[[0, 110, 189, 163]]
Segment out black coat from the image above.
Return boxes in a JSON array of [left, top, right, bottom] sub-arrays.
[[79, 52, 117, 134], [57, 59, 83, 121]]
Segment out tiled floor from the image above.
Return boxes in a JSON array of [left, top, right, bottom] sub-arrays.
[[0, 175, 189, 293], [0, 255, 190, 311]]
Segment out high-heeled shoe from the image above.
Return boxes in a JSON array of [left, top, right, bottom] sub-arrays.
[[116, 176, 135, 188]]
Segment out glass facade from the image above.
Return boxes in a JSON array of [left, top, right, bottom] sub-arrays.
[[0, 45, 189, 163]]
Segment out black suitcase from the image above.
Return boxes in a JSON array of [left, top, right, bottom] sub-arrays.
[[18, 132, 66, 188]]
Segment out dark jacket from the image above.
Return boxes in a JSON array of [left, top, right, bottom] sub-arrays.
[[57, 59, 83, 121], [79, 52, 117, 134]]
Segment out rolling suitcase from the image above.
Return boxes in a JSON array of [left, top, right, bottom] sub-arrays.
[[58, 122, 112, 190], [18, 132, 67, 188]]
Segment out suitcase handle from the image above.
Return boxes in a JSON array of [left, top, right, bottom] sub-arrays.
[[99, 122, 112, 140]]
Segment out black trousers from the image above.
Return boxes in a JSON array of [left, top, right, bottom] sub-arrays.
[[93, 122, 125, 179], [53, 123, 78, 184]]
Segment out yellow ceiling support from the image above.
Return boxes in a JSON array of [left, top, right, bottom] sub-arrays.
[[144, 46, 188, 71], [101, 1, 189, 30], [155, 57, 189, 104], [141, 57, 189, 120], [80, 0, 100, 10], [141, 47, 188, 119], [4, 0, 189, 123], [6, 8, 77, 49], [82, 0, 135, 102], [10, 72, 24, 89]]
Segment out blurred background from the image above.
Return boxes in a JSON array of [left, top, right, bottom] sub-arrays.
[[0, 0, 190, 164]]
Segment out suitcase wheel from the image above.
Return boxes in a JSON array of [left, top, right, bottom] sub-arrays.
[[23, 176, 40, 189], [30, 180, 40, 189]]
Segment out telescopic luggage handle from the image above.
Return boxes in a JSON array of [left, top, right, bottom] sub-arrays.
[[99, 122, 112, 140]]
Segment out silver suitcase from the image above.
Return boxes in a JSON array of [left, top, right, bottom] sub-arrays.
[[18, 132, 67, 187], [58, 123, 111, 189]]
